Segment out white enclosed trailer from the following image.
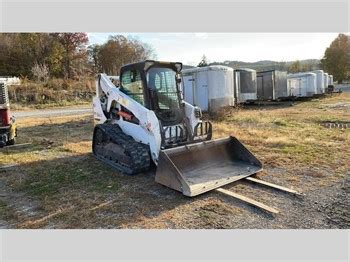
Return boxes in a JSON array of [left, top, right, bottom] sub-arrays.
[[0, 77, 21, 85], [287, 78, 305, 97], [257, 70, 288, 100], [287, 72, 317, 97], [312, 70, 325, 94], [182, 66, 234, 112], [324, 73, 329, 90], [234, 68, 258, 103], [328, 75, 334, 86]]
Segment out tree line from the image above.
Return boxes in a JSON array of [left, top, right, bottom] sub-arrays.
[[321, 33, 350, 83], [0, 33, 154, 80], [200, 34, 350, 83], [88, 35, 154, 75], [1, 33, 349, 83], [289, 33, 350, 82]]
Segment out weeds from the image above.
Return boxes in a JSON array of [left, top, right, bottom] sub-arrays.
[[14, 156, 120, 198], [7, 78, 95, 107]]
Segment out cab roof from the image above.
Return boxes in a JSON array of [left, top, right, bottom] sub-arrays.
[[121, 60, 183, 74]]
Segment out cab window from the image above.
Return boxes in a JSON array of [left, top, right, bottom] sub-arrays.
[[146, 67, 180, 110], [120, 70, 144, 105]]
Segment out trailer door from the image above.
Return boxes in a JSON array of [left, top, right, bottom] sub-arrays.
[[195, 72, 209, 111], [182, 75, 195, 105]]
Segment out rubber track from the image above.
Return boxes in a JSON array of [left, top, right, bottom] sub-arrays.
[[93, 124, 150, 175]]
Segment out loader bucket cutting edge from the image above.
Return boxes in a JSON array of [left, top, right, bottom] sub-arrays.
[[155, 136, 263, 197]]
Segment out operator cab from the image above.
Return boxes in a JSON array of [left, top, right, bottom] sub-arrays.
[[119, 60, 184, 127]]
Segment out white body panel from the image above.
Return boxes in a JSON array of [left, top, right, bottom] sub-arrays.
[[287, 73, 317, 97], [312, 70, 325, 94], [182, 66, 234, 112], [93, 74, 202, 165], [183, 101, 201, 133], [93, 74, 161, 163]]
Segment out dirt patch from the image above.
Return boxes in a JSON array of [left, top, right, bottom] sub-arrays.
[[0, 169, 41, 228]]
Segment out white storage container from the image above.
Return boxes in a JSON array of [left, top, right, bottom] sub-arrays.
[[287, 72, 317, 97], [182, 66, 234, 112], [324, 73, 329, 89], [312, 70, 325, 94], [328, 75, 334, 86]]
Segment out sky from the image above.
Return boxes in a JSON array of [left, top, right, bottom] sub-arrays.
[[88, 33, 339, 66]]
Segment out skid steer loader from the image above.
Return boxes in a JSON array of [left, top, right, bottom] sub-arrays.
[[92, 60, 262, 197]]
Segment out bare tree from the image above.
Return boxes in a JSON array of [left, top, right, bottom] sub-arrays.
[[91, 35, 155, 75], [321, 33, 350, 83], [31, 63, 49, 82], [198, 55, 209, 67]]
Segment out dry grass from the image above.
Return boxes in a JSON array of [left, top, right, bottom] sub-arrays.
[[213, 95, 350, 177], [8, 78, 95, 109], [0, 93, 349, 228]]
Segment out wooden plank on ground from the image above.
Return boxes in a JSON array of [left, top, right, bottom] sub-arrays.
[[215, 188, 279, 214], [245, 177, 302, 196], [3, 143, 32, 149], [0, 163, 19, 170], [0, 143, 32, 152]]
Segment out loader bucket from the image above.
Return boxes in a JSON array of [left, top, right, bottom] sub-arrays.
[[155, 137, 262, 197]]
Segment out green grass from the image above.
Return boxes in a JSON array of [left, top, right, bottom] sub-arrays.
[[272, 118, 288, 127], [14, 156, 120, 198]]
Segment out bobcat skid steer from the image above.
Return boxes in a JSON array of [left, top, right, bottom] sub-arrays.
[[92, 60, 262, 197]]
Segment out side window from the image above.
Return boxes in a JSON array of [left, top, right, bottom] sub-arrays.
[[152, 71, 176, 92], [121, 70, 144, 105]]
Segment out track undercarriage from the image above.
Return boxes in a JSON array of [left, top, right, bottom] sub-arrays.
[[92, 124, 150, 175]]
